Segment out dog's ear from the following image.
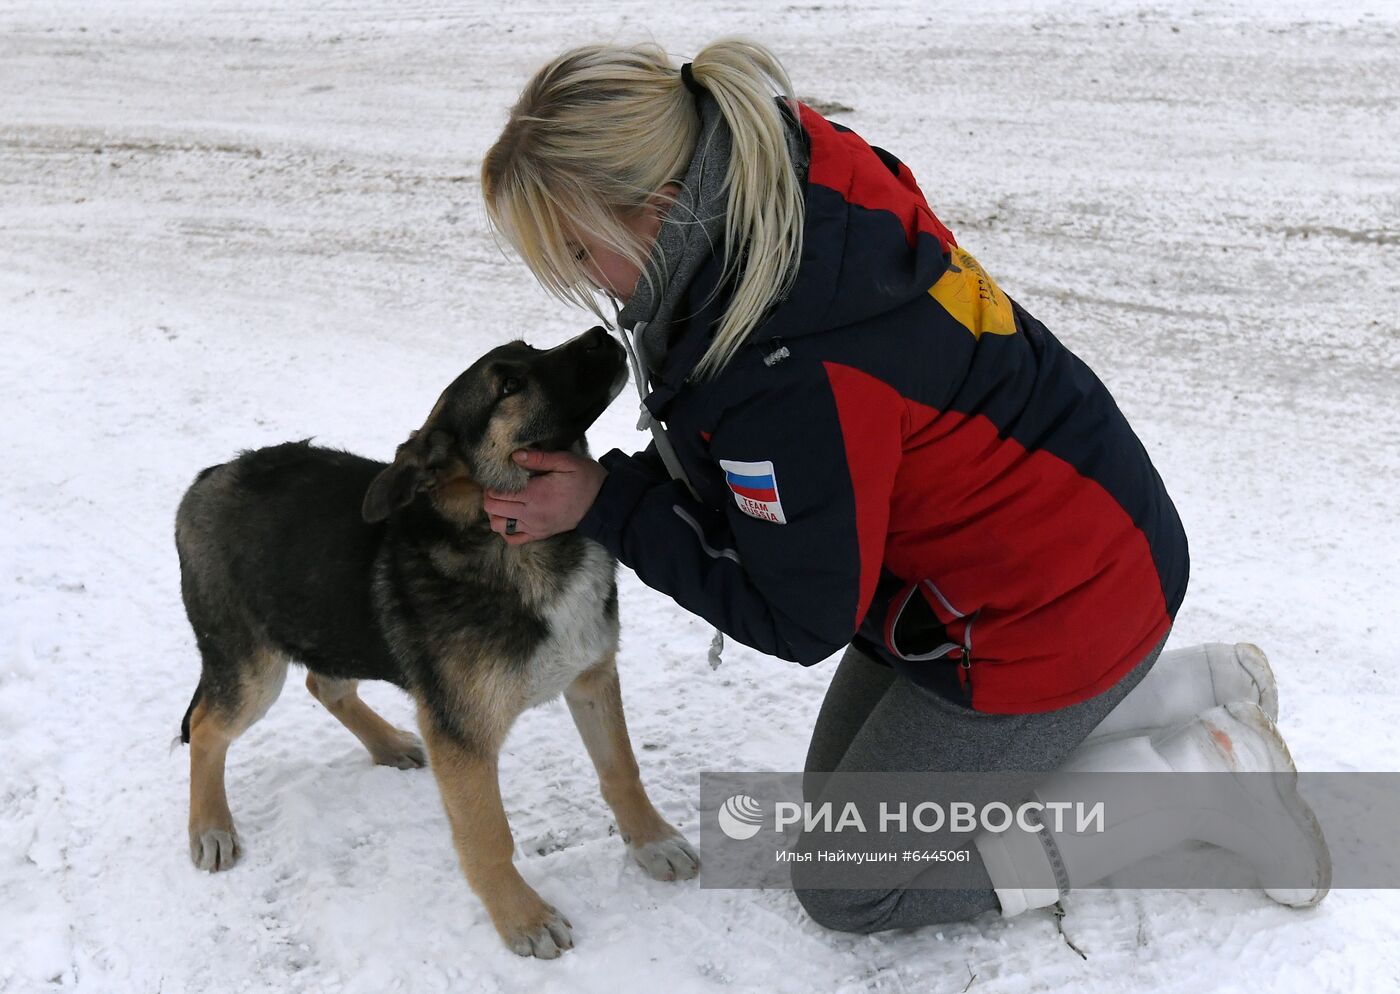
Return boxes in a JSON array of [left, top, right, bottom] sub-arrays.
[[363, 444, 424, 523], [362, 430, 458, 523], [362, 462, 420, 523]]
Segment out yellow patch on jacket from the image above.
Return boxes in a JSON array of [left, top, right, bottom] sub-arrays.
[[927, 247, 1017, 339]]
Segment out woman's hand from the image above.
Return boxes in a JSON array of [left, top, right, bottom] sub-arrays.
[[483, 449, 607, 546]]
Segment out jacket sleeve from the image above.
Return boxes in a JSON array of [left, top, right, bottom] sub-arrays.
[[576, 360, 904, 664]]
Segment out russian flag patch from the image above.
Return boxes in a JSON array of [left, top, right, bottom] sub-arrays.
[[718, 458, 787, 524]]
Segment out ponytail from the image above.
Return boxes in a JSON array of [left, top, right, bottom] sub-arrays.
[[683, 39, 804, 378]]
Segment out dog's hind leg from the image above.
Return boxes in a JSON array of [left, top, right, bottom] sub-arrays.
[[564, 653, 700, 882], [304, 673, 426, 769], [186, 646, 288, 872]]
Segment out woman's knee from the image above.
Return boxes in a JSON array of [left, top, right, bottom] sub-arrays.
[[794, 883, 997, 934], [794, 886, 889, 934]]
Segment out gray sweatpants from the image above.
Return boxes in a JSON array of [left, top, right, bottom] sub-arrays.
[[795, 635, 1167, 933]]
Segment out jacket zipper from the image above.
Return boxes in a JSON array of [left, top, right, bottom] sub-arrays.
[[921, 579, 977, 702]]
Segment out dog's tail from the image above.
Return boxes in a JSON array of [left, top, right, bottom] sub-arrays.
[[179, 680, 203, 745]]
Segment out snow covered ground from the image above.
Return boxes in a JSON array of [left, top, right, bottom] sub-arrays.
[[3, 0, 1399, 990]]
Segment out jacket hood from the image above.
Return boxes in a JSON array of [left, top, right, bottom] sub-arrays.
[[640, 104, 957, 416], [766, 104, 957, 340]]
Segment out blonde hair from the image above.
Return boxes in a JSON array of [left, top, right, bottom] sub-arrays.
[[481, 39, 805, 379]]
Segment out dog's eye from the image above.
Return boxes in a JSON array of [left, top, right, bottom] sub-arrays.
[[499, 377, 523, 398]]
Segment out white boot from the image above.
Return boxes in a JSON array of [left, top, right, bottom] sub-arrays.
[[1083, 643, 1278, 744], [975, 702, 1330, 916]]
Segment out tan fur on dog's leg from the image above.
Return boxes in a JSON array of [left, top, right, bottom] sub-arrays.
[[420, 714, 573, 958], [187, 648, 287, 872], [306, 673, 426, 769], [187, 698, 240, 872], [564, 654, 700, 881]]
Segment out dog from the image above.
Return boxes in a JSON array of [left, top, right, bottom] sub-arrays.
[[174, 325, 698, 958]]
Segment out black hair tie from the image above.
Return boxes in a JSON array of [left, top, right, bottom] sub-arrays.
[[680, 62, 704, 97]]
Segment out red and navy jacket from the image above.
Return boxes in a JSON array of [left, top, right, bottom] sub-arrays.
[[576, 103, 1189, 714]]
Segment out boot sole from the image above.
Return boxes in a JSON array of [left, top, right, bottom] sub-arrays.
[[1217, 702, 1331, 907]]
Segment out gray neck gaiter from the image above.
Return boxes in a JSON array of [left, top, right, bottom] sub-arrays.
[[617, 92, 808, 381]]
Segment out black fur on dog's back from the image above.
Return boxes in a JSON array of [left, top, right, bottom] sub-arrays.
[[176, 441, 403, 692]]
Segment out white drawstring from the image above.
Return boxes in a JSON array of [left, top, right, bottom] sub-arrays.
[[615, 320, 699, 501], [605, 300, 726, 669]]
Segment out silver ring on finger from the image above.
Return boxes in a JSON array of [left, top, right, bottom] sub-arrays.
[[505, 517, 518, 535]]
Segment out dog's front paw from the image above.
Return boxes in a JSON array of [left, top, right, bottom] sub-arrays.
[[189, 826, 241, 872], [631, 833, 700, 882], [371, 729, 427, 770], [497, 902, 574, 959]]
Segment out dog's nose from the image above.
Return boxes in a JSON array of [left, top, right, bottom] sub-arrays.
[[582, 325, 608, 351]]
